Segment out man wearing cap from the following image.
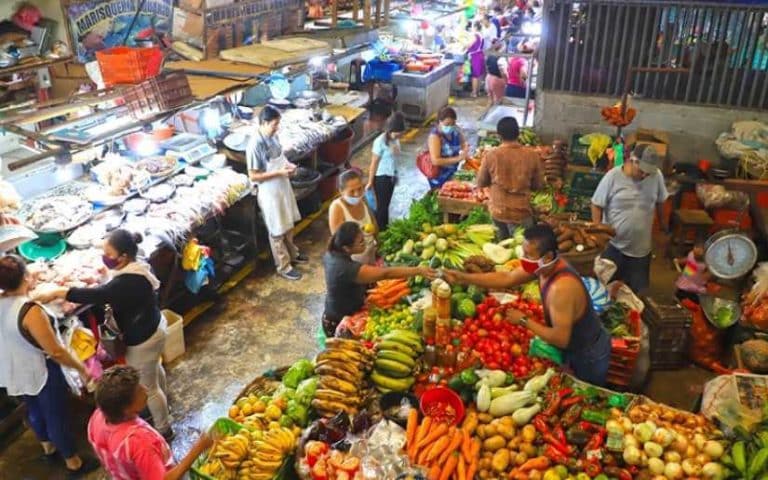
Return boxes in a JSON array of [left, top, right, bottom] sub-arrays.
[[590, 144, 669, 294]]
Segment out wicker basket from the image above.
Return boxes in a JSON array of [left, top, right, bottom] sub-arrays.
[[233, 366, 290, 405]]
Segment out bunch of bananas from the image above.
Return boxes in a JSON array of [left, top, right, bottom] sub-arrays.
[[197, 430, 252, 479], [237, 426, 296, 479], [312, 337, 373, 417], [371, 329, 422, 393], [519, 127, 542, 146]]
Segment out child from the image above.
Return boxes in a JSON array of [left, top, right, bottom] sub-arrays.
[[366, 113, 406, 229], [675, 242, 710, 303]]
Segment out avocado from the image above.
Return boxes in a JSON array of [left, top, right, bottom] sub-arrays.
[[429, 256, 442, 268]]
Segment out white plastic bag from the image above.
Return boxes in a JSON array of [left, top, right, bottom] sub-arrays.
[[594, 256, 645, 313], [701, 374, 767, 434]]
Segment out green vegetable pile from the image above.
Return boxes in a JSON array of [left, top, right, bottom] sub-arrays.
[[279, 359, 316, 427], [459, 206, 493, 230], [379, 193, 442, 255], [600, 302, 632, 337]]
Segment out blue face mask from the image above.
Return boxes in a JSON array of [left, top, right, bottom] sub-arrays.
[[440, 125, 455, 135], [344, 195, 362, 205]]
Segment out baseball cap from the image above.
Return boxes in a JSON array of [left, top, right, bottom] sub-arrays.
[[637, 145, 660, 175]]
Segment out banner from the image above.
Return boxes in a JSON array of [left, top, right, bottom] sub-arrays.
[[64, 0, 173, 63]]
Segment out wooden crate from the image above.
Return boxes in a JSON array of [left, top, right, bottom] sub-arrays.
[[436, 195, 486, 223], [642, 295, 693, 370], [172, 0, 304, 59]]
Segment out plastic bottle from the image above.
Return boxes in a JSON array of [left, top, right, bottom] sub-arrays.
[[422, 308, 437, 340]]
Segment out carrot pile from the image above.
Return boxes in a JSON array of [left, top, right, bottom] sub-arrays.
[[405, 409, 480, 480], [366, 279, 410, 309]]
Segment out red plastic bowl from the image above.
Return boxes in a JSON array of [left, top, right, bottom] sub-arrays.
[[419, 387, 465, 426]]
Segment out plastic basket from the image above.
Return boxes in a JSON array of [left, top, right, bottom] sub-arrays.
[[96, 47, 163, 86], [363, 60, 403, 82], [124, 72, 193, 119]]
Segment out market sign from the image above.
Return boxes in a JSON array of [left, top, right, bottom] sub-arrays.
[[63, 0, 173, 63]]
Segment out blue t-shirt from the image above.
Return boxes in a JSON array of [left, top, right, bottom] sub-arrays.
[[591, 167, 669, 258], [371, 133, 399, 177]]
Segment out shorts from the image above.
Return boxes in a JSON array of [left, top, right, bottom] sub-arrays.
[[601, 243, 651, 294]]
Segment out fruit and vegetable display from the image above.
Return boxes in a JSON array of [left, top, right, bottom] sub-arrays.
[[372, 330, 423, 393], [438, 181, 489, 204], [519, 128, 542, 147], [313, 338, 374, 418], [545, 217, 616, 254], [367, 279, 412, 309]]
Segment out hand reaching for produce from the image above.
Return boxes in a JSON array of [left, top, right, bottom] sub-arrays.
[[31, 286, 69, 304], [504, 308, 526, 325]]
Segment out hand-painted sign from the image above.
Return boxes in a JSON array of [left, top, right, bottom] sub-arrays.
[[64, 0, 173, 63]]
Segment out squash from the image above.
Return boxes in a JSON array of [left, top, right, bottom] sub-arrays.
[[482, 243, 513, 264], [741, 339, 768, 373]]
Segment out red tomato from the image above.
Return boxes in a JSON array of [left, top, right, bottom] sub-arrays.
[[477, 303, 488, 314]]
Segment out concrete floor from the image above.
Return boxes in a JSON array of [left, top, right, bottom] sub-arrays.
[[0, 97, 711, 479]]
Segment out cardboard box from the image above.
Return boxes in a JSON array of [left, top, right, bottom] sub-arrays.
[[626, 128, 670, 161], [172, 8, 204, 49]]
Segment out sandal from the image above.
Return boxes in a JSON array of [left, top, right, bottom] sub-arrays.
[[65, 457, 100, 479]]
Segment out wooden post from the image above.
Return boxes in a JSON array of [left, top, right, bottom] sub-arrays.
[[331, 0, 338, 27], [352, 0, 358, 22], [374, 0, 381, 26], [382, 0, 390, 25], [363, 0, 371, 27]]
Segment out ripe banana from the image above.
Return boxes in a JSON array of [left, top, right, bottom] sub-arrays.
[[313, 388, 360, 405], [319, 375, 358, 394]]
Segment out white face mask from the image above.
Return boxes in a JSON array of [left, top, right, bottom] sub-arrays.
[[344, 195, 362, 205]]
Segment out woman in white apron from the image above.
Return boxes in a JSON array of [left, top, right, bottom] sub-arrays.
[[246, 106, 306, 280], [328, 169, 378, 265]]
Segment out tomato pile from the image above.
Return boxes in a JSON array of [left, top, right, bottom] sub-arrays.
[[450, 296, 548, 377]]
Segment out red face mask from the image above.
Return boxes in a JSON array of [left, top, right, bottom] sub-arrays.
[[520, 257, 539, 274]]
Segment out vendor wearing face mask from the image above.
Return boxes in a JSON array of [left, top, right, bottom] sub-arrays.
[[329, 170, 378, 265], [34, 229, 173, 439], [246, 106, 306, 281], [442, 224, 611, 385]]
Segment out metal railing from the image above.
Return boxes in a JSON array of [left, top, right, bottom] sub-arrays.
[[540, 0, 768, 110]]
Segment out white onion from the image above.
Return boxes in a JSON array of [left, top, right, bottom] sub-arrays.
[[682, 458, 702, 476], [702, 462, 724, 479], [664, 461, 683, 479], [664, 451, 682, 463], [648, 457, 665, 475], [644, 441, 664, 458], [703, 440, 724, 459]]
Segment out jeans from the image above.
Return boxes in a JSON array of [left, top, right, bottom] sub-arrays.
[[601, 243, 651, 294], [125, 317, 170, 433], [565, 329, 611, 387], [493, 218, 533, 240], [268, 230, 299, 274], [22, 359, 77, 458], [373, 175, 396, 229]]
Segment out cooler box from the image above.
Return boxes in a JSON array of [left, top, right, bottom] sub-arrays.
[[162, 310, 186, 364]]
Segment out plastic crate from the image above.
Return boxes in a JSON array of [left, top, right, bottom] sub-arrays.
[[363, 60, 403, 82], [96, 47, 163, 86], [607, 311, 641, 387], [642, 296, 692, 370], [124, 72, 193, 119], [570, 171, 604, 196]]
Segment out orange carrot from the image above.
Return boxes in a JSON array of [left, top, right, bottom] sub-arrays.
[[406, 408, 418, 447], [460, 429, 472, 463], [438, 452, 459, 480], [519, 456, 550, 472], [427, 465, 441, 480], [438, 429, 463, 465], [426, 434, 451, 462], [465, 454, 478, 480], [456, 453, 466, 480], [410, 417, 432, 458], [416, 422, 449, 450], [469, 438, 480, 460]]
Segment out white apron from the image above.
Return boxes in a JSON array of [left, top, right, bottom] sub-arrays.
[[257, 153, 301, 237]]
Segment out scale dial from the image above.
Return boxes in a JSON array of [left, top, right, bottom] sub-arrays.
[[705, 232, 758, 279]]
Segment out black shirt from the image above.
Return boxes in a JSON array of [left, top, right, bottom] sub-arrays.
[[323, 251, 365, 320], [67, 274, 161, 346]]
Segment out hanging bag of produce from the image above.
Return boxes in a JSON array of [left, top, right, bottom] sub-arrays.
[[528, 336, 563, 364], [416, 148, 441, 179], [98, 305, 126, 360]]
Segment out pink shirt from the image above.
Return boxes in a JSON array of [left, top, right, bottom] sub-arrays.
[[88, 409, 174, 480], [507, 57, 527, 87], [675, 252, 707, 294]]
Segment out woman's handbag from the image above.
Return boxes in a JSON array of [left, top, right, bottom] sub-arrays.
[[99, 305, 126, 360], [417, 148, 441, 179]]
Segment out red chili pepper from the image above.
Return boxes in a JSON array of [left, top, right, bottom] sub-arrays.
[[579, 421, 606, 435], [557, 387, 574, 398], [549, 374, 562, 390], [561, 405, 583, 426], [603, 466, 632, 480], [583, 458, 602, 477], [553, 425, 567, 446], [583, 431, 606, 453], [543, 444, 569, 465], [542, 391, 562, 417], [559, 395, 583, 409], [533, 415, 550, 434]]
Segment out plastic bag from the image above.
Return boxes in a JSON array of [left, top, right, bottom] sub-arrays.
[[594, 256, 645, 313], [365, 189, 377, 213], [681, 299, 731, 374], [701, 373, 767, 434], [696, 183, 750, 210]]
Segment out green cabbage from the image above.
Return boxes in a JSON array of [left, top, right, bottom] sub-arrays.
[[273, 384, 296, 401], [283, 358, 314, 388], [522, 282, 541, 302]]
